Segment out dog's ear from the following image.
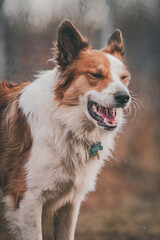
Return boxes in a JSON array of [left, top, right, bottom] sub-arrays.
[[56, 20, 89, 70], [102, 29, 124, 61]]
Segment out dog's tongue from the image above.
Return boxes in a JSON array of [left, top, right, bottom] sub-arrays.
[[99, 106, 115, 123], [108, 108, 115, 122]]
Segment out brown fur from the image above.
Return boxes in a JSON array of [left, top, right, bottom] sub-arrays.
[[120, 67, 130, 85], [54, 50, 114, 106], [0, 82, 32, 208]]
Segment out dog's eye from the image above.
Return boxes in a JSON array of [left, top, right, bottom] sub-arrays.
[[89, 73, 103, 79], [121, 75, 128, 80]]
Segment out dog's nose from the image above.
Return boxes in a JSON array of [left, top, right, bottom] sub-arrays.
[[114, 91, 130, 104]]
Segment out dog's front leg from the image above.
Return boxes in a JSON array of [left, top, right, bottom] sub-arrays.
[[17, 193, 43, 240], [53, 201, 81, 240]]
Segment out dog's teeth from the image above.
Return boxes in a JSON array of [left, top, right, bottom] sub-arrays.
[[104, 118, 107, 124], [92, 104, 97, 113]]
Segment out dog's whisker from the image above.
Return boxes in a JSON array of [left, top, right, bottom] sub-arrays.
[[131, 98, 140, 112], [130, 101, 138, 122], [128, 104, 133, 116], [133, 97, 144, 109], [130, 93, 144, 109], [125, 104, 132, 117]]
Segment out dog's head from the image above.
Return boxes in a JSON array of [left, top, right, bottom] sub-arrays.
[[54, 20, 131, 132]]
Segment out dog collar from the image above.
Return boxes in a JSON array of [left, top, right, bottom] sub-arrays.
[[90, 142, 103, 156]]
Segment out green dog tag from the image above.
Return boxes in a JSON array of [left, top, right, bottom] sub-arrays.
[[90, 142, 103, 156]]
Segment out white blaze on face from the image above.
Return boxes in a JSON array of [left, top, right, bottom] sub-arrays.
[[106, 53, 129, 93], [107, 54, 123, 82]]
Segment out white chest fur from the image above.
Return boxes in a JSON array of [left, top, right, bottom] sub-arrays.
[[25, 131, 112, 207]]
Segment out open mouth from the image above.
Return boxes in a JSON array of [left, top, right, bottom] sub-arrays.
[[87, 100, 117, 130]]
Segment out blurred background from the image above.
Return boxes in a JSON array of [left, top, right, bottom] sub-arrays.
[[0, 0, 160, 239]]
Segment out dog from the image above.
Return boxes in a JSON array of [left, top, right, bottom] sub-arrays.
[[0, 20, 131, 240]]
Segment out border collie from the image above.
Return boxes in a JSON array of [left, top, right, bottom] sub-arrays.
[[0, 20, 131, 240]]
